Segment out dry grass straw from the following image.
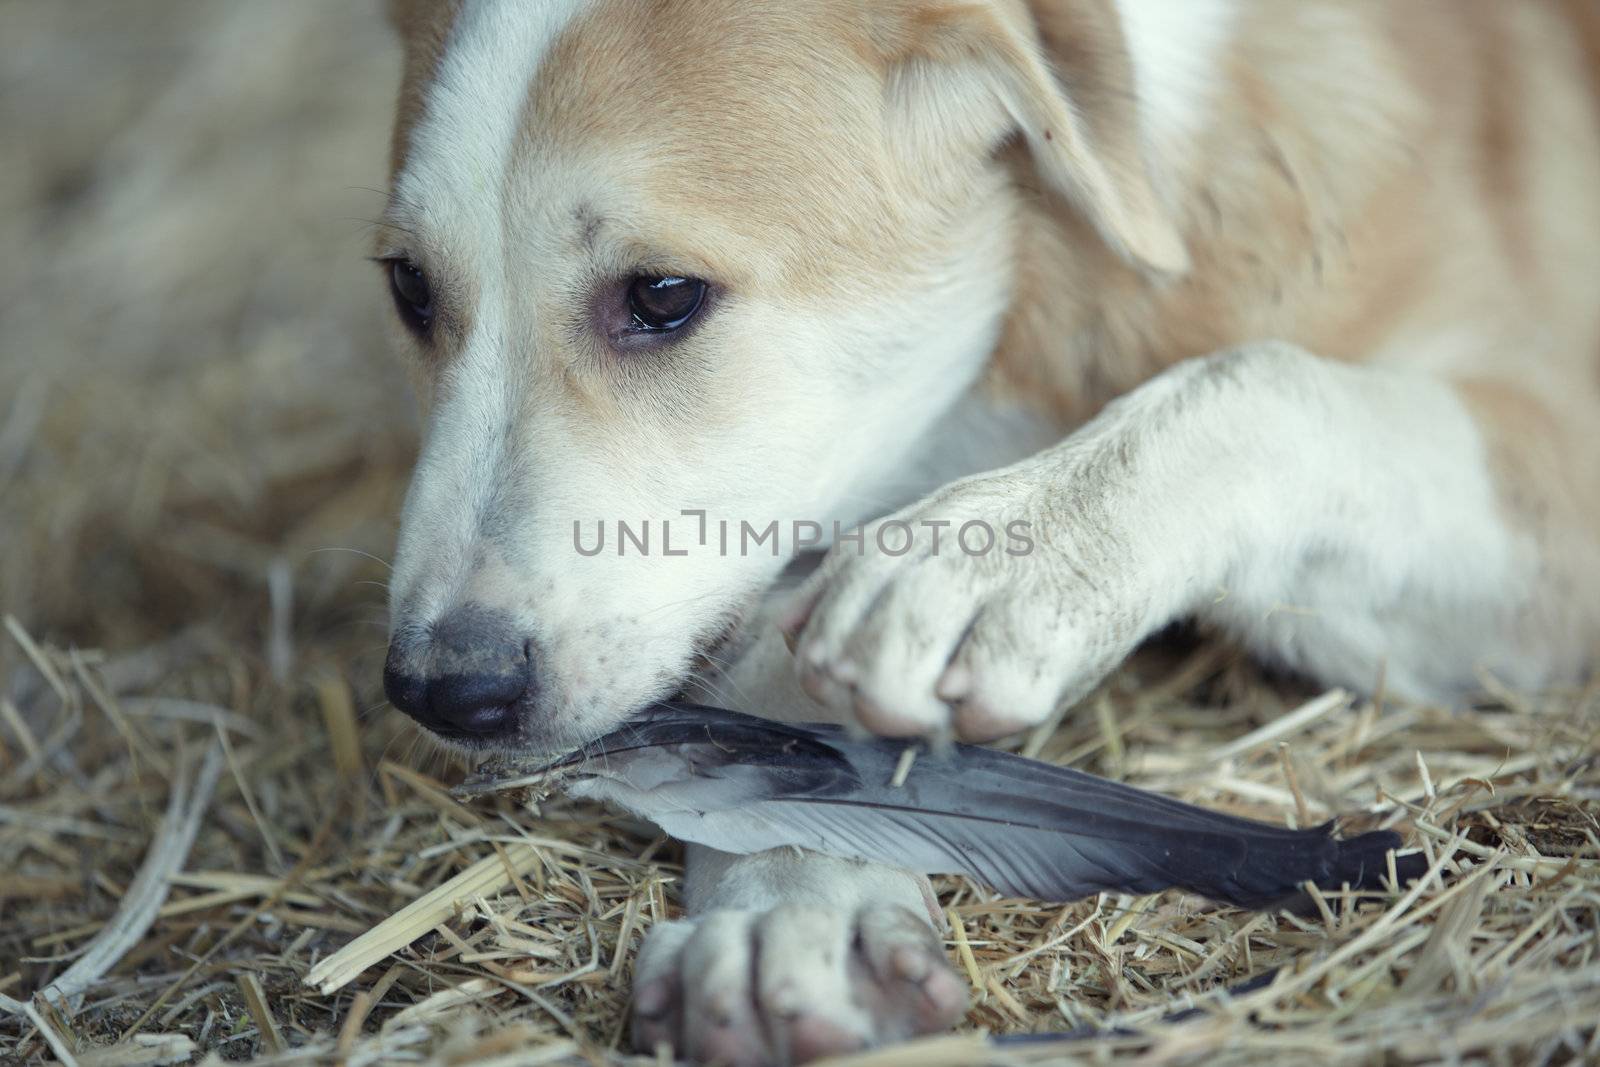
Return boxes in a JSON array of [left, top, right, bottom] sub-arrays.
[[2, 3, 1598, 1065]]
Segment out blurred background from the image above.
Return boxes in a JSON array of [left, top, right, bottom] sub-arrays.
[[3, 1, 411, 658]]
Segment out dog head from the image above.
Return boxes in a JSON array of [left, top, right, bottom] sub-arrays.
[[378, 0, 1182, 752]]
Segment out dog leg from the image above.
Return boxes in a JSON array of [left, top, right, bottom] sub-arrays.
[[632, 604, 967, 1065], [631, 847, 966, 1065], [786, 341, 1595, 739]]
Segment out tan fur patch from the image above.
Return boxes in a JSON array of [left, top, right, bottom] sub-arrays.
[[986, 0, 1600, 423]]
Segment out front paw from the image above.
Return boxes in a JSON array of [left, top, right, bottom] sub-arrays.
[[631, 903, 967, 1066], [783, 470, 1158, 741]]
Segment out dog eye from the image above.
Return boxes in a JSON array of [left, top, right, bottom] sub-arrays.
[[388, 259, 434, 332], [627, 276, 706, 332]]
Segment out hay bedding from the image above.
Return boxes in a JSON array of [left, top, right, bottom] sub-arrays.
[[1, 4, 1597, 1065]]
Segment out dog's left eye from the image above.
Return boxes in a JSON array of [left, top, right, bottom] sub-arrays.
[[627, 276, 707, 332], [388, 259, 434, 333]]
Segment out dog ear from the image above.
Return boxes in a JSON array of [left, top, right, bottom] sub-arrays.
[[876, 0, 1188, 275]]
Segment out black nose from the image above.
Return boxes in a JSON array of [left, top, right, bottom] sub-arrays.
[[384, 607, 531, 741]]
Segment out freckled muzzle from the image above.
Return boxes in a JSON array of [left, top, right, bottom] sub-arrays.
[[383, 605, 533, 743]]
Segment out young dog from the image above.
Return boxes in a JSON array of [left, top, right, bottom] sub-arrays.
[[376, 1, 1600, 1061]]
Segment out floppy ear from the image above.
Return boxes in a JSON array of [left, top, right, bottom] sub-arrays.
[[878, 0, 1189, 275]]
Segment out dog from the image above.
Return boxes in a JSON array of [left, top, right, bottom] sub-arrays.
[[375, 1, 1600, 1062]]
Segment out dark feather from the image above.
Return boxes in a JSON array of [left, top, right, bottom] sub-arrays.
[[529, 702, 1422, 908]]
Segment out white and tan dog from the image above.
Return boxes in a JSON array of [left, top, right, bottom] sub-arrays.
[[376, 0, 1600, 1061]]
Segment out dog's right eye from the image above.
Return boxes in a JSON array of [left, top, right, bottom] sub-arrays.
[[388, 259, 434, 333], [627, 276, 707, 333]]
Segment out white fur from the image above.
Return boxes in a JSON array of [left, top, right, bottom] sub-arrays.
[[387, 0, 590, 623], [395, 0, 590, 255], [790, 342, 1532, 744], [1113, 0, 1237, 151]]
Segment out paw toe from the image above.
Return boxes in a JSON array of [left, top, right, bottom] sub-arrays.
[[786, 1014, 866, 1062], [852, 689, 943, 738], [854, 905, 970, 1037]]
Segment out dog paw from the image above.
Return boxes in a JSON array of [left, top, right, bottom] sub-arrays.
[[631, 903, 968, 1066], [782, 465, 1165, 742]]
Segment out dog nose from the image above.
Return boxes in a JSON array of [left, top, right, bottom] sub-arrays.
[[383, 607, 531, 740], [404, 667, 525, 734]]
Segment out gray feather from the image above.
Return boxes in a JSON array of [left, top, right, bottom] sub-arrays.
[[535, 703, 1419, 907]]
